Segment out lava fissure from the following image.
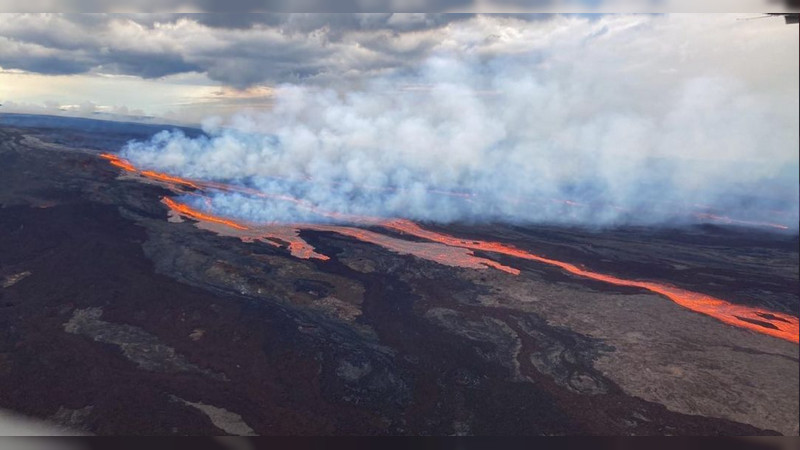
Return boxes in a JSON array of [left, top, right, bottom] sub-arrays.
[[102, 153, 800, 344]]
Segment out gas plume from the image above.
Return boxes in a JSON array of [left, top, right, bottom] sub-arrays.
[[118, 16, 798, 230], [121, 71, 798, 230]]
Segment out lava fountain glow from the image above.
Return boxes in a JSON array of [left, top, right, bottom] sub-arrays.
[[101, 153, 799, 344]]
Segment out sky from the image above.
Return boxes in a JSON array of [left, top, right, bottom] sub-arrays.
[[1, 13, 797, 124], [1, 13, 798, 228]]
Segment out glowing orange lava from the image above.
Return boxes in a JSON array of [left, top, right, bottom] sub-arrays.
[[244, 226, 331, 261], [100, 153, 375, 222], [382, 219, 799, 343], [101, 153, 201, 192], [161, 197, 516, 272], [102, 152, 799, 344], [100, 153, 138, 172], [306, 224, 520, 274], [140, 170, 201, 190], [162, 198, 249, 230]]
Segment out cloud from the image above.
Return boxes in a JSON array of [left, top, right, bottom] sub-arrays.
[[0, 13, 493, 87], [0, 0, 794, 13], [118, 14, 799, 230], [0, 99, 161, 122]]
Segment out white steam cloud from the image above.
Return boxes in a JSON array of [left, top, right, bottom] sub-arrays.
[[121, 15, 799, 230]]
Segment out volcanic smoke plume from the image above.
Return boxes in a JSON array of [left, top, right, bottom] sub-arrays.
[[100, 152, 800, 343], [119, 15, 798, 229]]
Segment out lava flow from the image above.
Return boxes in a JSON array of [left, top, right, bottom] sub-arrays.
[[162, 197, 248, 230], [305, 224, 520, 274], [101, 153, 200, 191], [382, 219, 799, 343], [101, 152, 799, 344], [161, 197, 518, 273], [100, 153, 372, 223]]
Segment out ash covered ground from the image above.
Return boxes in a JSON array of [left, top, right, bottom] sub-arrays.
[[0, 115, 798, 436]]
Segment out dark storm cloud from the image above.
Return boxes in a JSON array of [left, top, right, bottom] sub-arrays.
[[190, 13, 475, 31], [0, 53, 89, 75], [0, 0, 477, 13], [151, 0, 471, 14], [0, 13, 486, 87], [103, 52, 203, 78], [0, 14, 204, 78], [0, 0, 792, 13], [116, 13, 476, 31]]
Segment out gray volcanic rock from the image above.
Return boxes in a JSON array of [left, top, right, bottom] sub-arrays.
[[64, 307, 227, 380]]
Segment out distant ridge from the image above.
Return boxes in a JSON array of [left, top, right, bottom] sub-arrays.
[[0, 112, 202, 137]]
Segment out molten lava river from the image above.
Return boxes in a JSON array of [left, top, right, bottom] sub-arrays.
[[100, 153, 799, 344]]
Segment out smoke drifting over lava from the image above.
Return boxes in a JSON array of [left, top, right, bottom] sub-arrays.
[[99, 151, 800, 343], [120, 15, 799, 230]]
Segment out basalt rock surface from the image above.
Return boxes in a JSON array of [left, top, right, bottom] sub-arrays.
[[0, 118, 797, 435]]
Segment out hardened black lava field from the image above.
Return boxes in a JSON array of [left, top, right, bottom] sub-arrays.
[[0, 116, 798, 435]]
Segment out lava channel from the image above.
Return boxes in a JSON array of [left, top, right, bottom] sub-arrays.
[[102, 153, 800, 344], [161, 197, 517, 273], [382, 219, 799, 343]]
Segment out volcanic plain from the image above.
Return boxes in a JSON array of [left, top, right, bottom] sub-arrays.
[[0, 116, 797, 435]]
